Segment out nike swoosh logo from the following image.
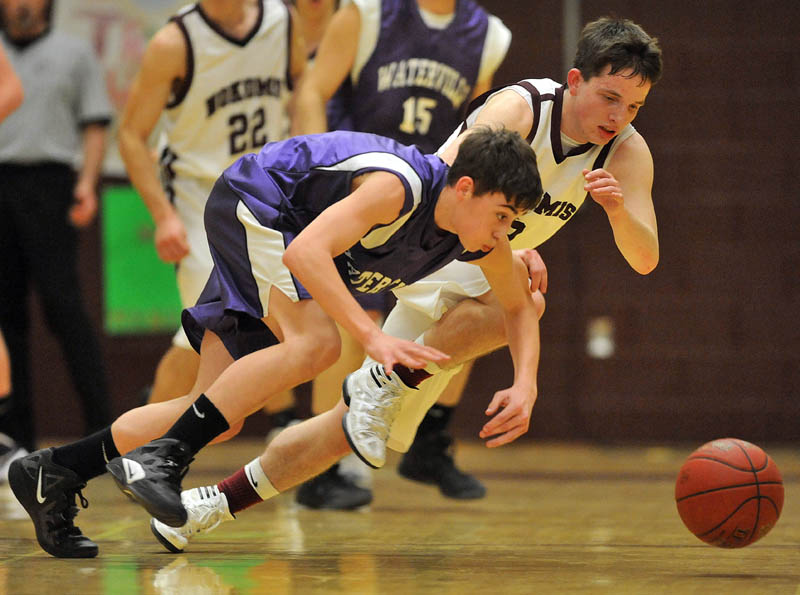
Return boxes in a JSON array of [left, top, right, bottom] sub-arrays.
[[192, 403, 206, 419], [101, 441, 109, 464], [36, 467, 46, 504], [246, 466, 258, 488]]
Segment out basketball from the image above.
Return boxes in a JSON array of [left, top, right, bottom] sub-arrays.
[[675, 438, 784, 548]]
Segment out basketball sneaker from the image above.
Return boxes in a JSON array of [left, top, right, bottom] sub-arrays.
[[106, 438, 193, 527], [398, 431, 486, 499], [8, 448, 98, 558], [295, 463, 373, 510], [150, 485, 234, 553], [341, 364, 414, 468]]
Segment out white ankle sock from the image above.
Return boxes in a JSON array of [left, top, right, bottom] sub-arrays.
[[245, 457, 279, 500]]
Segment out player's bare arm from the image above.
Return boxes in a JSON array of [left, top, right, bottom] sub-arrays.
[[283, 171, 450, 373], [288, 4, 307, 84], [438, 90, 534, 165], [473, 240, 540, 447], [118, 23, 190, 263], [589, 131, 659, 274], [291, 2, 360, 135]]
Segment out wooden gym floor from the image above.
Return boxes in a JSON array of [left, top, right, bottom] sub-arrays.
[[1, 439, 798, 594]]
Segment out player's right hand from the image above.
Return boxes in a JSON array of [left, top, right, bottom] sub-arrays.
[[364, 332, 450, 376], [154, 213, 190, 263]]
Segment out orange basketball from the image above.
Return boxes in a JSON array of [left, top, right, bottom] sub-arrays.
[[675, 438, 783, 548]]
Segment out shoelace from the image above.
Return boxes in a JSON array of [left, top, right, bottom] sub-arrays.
[[157, 442, 194, 484], [49, 489, 89, 543], [360, 380, 406, 440]]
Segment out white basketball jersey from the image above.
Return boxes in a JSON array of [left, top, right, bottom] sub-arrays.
[[440, 77, 636, 250], [159, 0, 293, 200]]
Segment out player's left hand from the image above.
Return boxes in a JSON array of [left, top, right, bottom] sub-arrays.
[[479, 384, 537, 447], [69, 181, 99, 227], [584, 168, 624, 214]]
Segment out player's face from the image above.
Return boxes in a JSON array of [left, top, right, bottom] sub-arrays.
[[566, 65, 651, 145], [457, 192, 519, 253]]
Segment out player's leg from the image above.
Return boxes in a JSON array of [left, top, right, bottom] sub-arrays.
[[152, 397, 354, 552], [147, 199, 210, 405], [106, 287, 342, 526], [394, 293, 505, 499], [148, 344, 199, 404], [344, 272, 545, 472], [5, 326, 235, 559], [294, 313, 381, 510]]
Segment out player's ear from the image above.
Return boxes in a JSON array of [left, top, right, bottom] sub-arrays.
[[454, 176, 474, 199], [566, 68, 583, 95]]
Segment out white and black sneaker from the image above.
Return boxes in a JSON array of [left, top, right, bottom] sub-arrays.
[[150, 485, 234, 553], [106, 438, 193, 527], [341, 364, 414, 468], [8, 448, 97, 558]]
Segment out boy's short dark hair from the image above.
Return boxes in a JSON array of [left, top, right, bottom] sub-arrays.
[[573, 16, 663, 85], [447, 127, 543, 213]]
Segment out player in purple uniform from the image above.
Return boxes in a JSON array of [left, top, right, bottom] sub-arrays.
[[293, 0, 511, 505], [9, 127, 542, 558]]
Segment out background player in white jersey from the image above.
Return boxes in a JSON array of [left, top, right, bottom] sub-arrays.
[[118, 0, 305, 405], [290, 0, 512, 505], [141, 15, 663, 554]]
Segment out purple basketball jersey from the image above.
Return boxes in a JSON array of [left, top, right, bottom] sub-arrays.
[[349, 0, 489, 152]]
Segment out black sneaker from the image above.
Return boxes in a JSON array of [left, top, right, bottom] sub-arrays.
[[295, 464, 373, 510], [398, 432, 487, 500], [106, 438, 193, 527], [8, 448, 98, 558]]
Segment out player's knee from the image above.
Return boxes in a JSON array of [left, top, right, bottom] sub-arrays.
[[307, 330, 341, 374]]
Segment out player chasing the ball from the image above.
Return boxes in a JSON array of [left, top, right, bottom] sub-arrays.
[[9, 126, 543, 558]]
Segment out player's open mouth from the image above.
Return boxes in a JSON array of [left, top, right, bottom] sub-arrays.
[[599, 126, 616, 137]]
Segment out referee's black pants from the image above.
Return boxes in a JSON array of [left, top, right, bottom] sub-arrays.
[[0, 163, 111, 451]]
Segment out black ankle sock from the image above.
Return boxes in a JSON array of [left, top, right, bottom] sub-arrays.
[[417, 404, 454, 437], [392, 365, 431, 388], [52, 427, 120, 481], [163, 394, 230, 454]]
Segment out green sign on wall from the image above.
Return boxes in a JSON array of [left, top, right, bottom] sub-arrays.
[[102, 185, 182, 334]]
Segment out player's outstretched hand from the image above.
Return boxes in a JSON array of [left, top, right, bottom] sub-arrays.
[[584, 168, 624, 213], [364, 332, 450, 376], [479, 385, 537, 447], [155, 212, 191, 263]]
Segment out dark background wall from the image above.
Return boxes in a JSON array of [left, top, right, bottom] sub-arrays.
[[26, 1, 799, 444]]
